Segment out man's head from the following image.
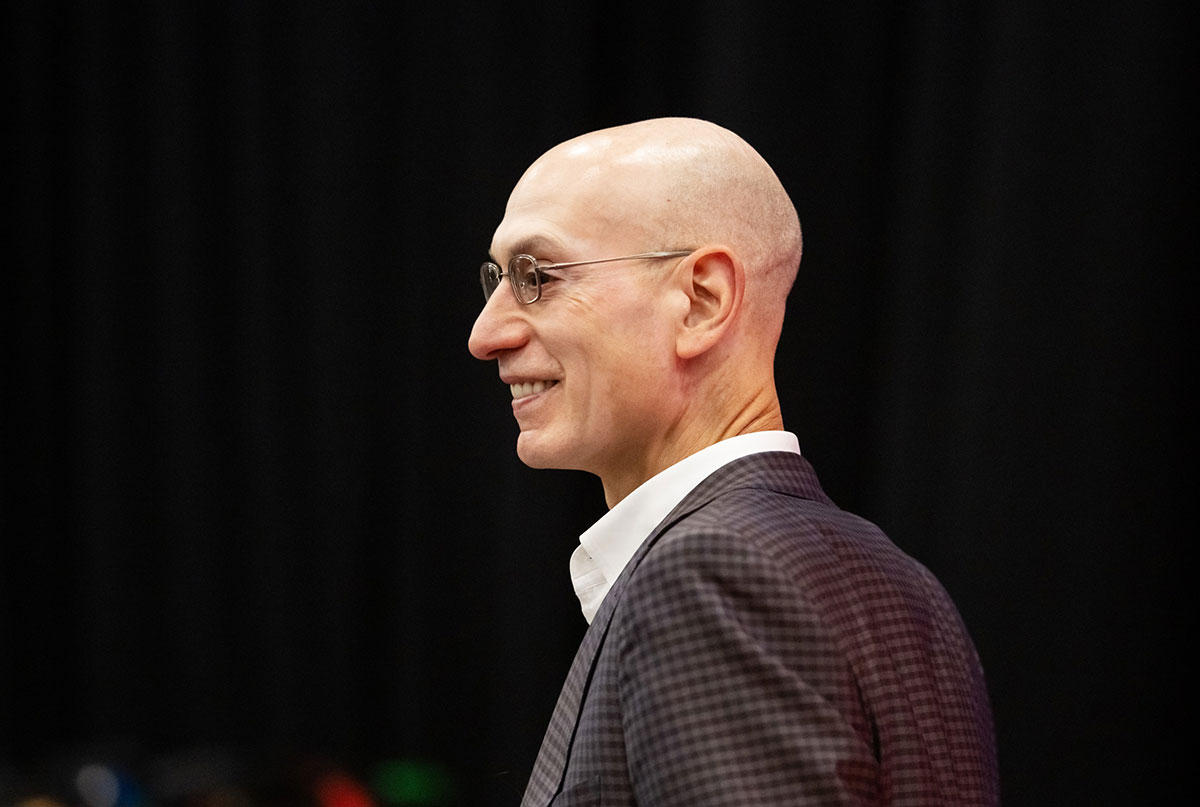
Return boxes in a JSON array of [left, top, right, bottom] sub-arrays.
[[469, 118, 802, 505]]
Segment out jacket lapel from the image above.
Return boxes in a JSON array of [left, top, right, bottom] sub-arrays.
[[520, 452, 829, 806]]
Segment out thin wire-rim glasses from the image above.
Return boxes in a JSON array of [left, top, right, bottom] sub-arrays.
[[479, 250, 695, 305]]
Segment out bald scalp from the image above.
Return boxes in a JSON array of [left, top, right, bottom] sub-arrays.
[[529, 118, 803, 328]]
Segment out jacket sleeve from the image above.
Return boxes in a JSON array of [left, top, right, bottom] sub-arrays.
[[613, 527, 880, 806]]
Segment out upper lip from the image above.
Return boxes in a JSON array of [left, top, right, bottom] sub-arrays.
[[500, 372, 557, 384]]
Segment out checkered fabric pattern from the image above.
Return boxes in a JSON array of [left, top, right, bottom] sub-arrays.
[[521, 452, 998, 806]]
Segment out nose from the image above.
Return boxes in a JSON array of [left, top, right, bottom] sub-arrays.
[[468, 283, 531, 361]]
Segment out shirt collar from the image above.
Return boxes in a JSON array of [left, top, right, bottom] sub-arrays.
[[570, 431, 801, 623]]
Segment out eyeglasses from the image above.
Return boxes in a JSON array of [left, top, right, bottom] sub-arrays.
[[479, 250, 695, 305]]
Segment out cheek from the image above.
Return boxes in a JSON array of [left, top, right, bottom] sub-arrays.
[[591, 324, 676, 414], [558, 286, 676, 412], [620, 311, 676, 372]]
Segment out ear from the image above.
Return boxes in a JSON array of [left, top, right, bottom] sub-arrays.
[[674, 247, 744, 360]]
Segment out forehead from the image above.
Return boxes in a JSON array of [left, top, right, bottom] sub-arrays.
[[489, 198, 607, 265], [490, 167, 660, 263]]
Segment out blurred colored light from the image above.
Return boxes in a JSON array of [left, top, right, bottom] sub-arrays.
[[315, 771, 375, 807], [73, 763, 144, 807], [371, 760, 454, 806], [76, 764, 120, 807]]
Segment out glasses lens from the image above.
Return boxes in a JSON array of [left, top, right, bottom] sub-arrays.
[[480, 262, 502, 301], [510, 255, 540, 304]]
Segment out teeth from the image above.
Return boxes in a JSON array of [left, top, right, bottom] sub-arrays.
[[510, 380, 556, 399]]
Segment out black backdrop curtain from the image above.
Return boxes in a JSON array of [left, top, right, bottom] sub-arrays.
[[3, 1, 1188, 804]]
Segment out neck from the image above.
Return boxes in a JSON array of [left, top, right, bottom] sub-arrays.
[[599, 383, 784, 508]]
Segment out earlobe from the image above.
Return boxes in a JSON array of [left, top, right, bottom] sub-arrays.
[[676, 248, 743, 360]]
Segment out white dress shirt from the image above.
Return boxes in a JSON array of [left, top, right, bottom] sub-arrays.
[[570, 431, 802, 623]]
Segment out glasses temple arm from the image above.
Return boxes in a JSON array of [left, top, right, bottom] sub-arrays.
[[539, 250, 694, 271]]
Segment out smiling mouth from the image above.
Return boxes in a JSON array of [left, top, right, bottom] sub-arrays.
[[510, 380, 558, 400]]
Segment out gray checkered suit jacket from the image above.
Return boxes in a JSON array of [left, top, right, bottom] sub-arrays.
[[521, 451, 998, 806]]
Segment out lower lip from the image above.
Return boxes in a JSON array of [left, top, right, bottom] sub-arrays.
[[511, 383, 557, 412]]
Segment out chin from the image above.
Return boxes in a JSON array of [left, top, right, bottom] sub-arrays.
[[516, 432, 586, 472]]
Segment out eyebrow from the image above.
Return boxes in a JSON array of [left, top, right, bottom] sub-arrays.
[[489, 235, 568, 264]]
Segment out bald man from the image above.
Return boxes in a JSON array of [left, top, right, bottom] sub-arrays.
[[470, 119, 999, 806]]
